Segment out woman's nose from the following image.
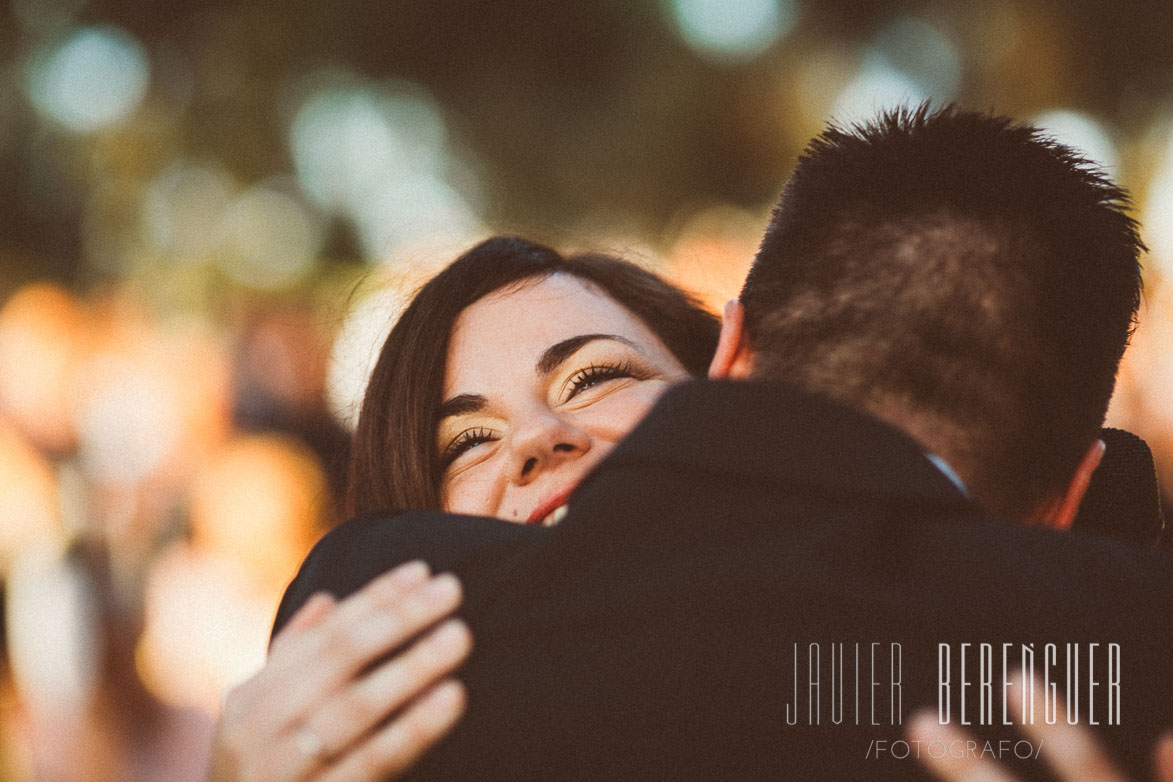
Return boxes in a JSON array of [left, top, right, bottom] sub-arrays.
[[507, 411, 591, 486]]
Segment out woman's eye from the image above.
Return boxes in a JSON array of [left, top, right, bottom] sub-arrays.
[[441, 427, 498, 468], [565, 361, 634, 401]]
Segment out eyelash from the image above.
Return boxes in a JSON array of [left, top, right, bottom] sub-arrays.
[[440, 360, 639, 469], [565, 360, 635, 401], [441, 426, 499, 469]]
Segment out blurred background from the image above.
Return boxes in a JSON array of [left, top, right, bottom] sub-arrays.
[[0, 0, 1172, 778]]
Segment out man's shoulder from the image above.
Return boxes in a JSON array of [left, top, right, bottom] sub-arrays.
[[879, 511, 1173, 625], [272, 509, 542, 636]]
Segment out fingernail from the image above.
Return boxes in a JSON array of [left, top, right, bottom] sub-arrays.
[[419, 679, 467, 722], [420, 573, 461, 604], [429, 619, 471, 654], [905, 710, 940, 740], [387, 560, 430, 588], [430, 679, 466, 709], [303, 592, 336, 613]]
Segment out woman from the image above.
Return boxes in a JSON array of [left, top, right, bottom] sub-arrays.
[[208, 236, 720, 782], [348, 234, 719, 521]]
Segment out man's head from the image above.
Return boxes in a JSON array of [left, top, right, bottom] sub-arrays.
[[714, 105, 1143, 523]]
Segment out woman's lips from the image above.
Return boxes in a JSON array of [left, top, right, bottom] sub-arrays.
[[526, 484, 578, 526]]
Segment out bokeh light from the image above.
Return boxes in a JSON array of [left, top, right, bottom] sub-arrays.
[[1135, 289, 1173, 423], [829, 54, 931, 125], [1033, 109, 1120, 175], [290, 82, 407, 214], [666, 0, 797, 64], [215, 185, 324, 290], [288, 77, 481, 260], [325, 283, 411, 430], [0, 423, 61, 577], [137, 434, 327, 712], [69, 300, 232, 494], [1143, 128, 1173, 277], [188, 433, 325, 590], [75, 355, 182, 485], [352, 173, 482, 262], [25, 25, 150, 132], [0, 283, 86, 453], [136, 546, 276, 713], [830, 18, 960, 124], [5, 546, 100, 716], [142, 162, 238, 264], [664, 205, 761, 311], [871, 17, 961, 101]]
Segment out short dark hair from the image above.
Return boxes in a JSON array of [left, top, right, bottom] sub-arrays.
[[348, 235, 720, 515], [741, 105, 1143, 519]]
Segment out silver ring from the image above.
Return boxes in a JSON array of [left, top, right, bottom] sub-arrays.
[[293, 727, 328, 762]]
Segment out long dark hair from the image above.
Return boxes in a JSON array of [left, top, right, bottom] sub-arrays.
[[348, 235, 720, 514]]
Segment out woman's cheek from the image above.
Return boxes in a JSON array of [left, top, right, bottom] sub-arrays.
[[441, 467, 501, 517], [580, 381, 670, 438]]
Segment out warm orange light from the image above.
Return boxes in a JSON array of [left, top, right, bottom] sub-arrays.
[[138, 433, 329, 713], [188, 433, 327, 594], [0, 283, 87, 453], [662, 206, 760, 313], [72, 292, 231, 491], [136, 545, 274, 714], [0, 421, 62, 577]]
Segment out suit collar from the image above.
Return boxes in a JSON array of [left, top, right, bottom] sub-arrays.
[[590, 379, 973, 511]]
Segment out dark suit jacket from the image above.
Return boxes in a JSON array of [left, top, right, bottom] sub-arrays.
[[276, 381, 1173, 781]]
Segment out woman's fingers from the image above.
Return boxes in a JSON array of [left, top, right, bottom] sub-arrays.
[[314, 679, 468, 782], [1005, 671, 1128, 782], [906, 710, 1019, 782], [911, 670, 1160, 782], [1155, 732, 1173, 782], [211, 562, 466, 782], [277, 618, 473, 782], [269, 561, 433, 682], [312, 618, 472, 747], [270, 592, 338, 654], [255, 564, 460, 735]]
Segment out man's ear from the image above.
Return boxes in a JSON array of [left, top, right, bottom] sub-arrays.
[[1034, 439, 1106, 530], [708, 299, 755, 380]]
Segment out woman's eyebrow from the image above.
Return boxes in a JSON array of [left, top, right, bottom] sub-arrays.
[[438, 393, 487, 420], [439, 335, 639, 421], [536, 334, 639, 375]]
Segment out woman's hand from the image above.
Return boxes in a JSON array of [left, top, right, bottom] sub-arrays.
[[208, 561, 472, 782], [909, 670, 1173, 782]]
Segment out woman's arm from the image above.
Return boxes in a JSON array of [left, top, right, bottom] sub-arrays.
[[208, 561, 470, 782]]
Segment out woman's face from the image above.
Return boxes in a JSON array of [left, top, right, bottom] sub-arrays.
[[438, 273, 690, 524]]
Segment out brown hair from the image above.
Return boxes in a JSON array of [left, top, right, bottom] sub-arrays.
[[348, 235, 720, 514], [742, 105, 1143, 520]]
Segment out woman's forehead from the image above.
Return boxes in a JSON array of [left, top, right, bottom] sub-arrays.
[[442, 274, 664, 390], [467, 273, 629, 325]]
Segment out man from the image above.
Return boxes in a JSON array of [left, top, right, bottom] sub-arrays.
[[273, 106, 1173, 780]]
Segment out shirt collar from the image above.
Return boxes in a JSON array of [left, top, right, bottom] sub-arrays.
[[589, 379, 974, 512], [925, 453, 970, 498]]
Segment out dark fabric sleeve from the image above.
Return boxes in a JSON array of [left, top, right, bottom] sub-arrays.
[[271, 509, 543, 641]]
